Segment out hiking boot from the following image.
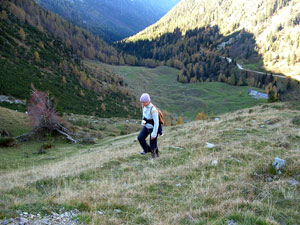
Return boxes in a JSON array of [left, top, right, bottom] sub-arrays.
[[140, 150, 147, 155], [150, 149, 156, 159], [155, 148, 159, 157]]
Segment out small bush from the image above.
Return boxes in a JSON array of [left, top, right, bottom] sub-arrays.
[[38, 142, 52, 154], [0, 137, 16, 147], [81, 135, 97, 144]]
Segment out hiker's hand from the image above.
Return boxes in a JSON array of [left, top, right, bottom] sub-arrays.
[[151, 136, 156, 140]]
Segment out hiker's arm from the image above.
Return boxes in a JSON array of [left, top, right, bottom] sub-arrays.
[[151, 110, 159, 139], [141, 106, 145, 126]]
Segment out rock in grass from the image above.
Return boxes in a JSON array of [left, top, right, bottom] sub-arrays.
[[272, 157, 286, 172], [288, 178, 300, 186], [211, 160, 218, 166], [97, 211, 104, 215], [1, 220, 9, 225], [114, 209, 122, 213], [227, 220, 238, 225], [206, 142, 215, 148], [170, 146, 184, 150]]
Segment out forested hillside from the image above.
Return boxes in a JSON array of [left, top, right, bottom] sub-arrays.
[[117, 26, 300, 102], [2, 0, 120, 63], [0, 1, 140, 117], [129, 0, 300, 78], [36, 0, 180, 43]]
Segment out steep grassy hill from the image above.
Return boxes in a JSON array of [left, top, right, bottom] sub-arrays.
[[37, 0, 180, 43], [129, 0, 300, 79], [0, 5, 139, 117], [1, 102, 300, 224], [0, 107, 30, 137]]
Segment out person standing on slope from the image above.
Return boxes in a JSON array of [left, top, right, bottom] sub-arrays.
[[137, 93, 161, 158]]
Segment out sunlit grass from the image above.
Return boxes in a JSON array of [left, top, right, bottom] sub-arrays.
[[1, 102, 300, 224], [110, 65, 267, 120]]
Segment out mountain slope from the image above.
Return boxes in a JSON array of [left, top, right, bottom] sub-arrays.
[[129, 0, 300, 78], [36, 0, 180, 43], [0, 2, 139, 118], [1, 102, 300, 224]]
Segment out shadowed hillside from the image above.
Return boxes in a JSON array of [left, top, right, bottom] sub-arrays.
[[36, 0, 180, 43]]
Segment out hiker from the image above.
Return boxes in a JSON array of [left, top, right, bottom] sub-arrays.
[[137, 93, 162, 158]]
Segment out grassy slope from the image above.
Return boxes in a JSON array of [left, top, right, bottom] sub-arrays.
[[0, 107, 30, 136], [111, 65, 267, 120], [0, 106, 141, 171], [0, 102, 300, 224]]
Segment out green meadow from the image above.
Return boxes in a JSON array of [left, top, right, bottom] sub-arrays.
[[111, 65, 267, 120]]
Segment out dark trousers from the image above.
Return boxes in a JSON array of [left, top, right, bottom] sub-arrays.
[[137, 126, 158, 153]]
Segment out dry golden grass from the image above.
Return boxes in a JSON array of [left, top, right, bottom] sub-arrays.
[[1, 102, 300, 224]]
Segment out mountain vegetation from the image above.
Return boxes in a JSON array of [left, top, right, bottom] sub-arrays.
[[1, 102, 300, 224], [2, 0, 120, 63], [128, 0, 300, 79], [36, 0, 180, 43], [109, 64, 267, 120], [0, 0, 140, 118], [117, 26, 300, 102]]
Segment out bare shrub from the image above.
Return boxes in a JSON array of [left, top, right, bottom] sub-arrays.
[[27, 90, 58, 133]]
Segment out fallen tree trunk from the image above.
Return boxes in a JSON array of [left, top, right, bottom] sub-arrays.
[[16, 131, 36, 142], [55, 128, 78, 143]]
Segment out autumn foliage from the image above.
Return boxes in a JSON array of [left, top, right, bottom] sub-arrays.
[[27, 90, 58, 132]]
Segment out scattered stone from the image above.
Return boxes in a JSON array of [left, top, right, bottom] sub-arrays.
[[235, 128, 245, 131], [175, 183, 182, 187], [266, 177, 273, 182], [268, 215, 275, 221], [234, 159, 242, 164], [272, 157, 286, 172], [252, 120, 256, 123], [0, 95, 25, 105], [114, 209, 122, 213], [1, 220, 9, 225], [97, 211, 104, 216], [227, 219, 238, 225], [170, 146, 184, 150], [206, 142, 215, 148], [1, 210, 80, 225], [215, 117, 220, 121], [18, 217, 28, 225], [260, 125, 265, 128], [288, 178, 300, 186], [211, 160, 218, 166]]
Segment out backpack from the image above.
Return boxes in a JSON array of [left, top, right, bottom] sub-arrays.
[[151, 105, 164, 125]]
